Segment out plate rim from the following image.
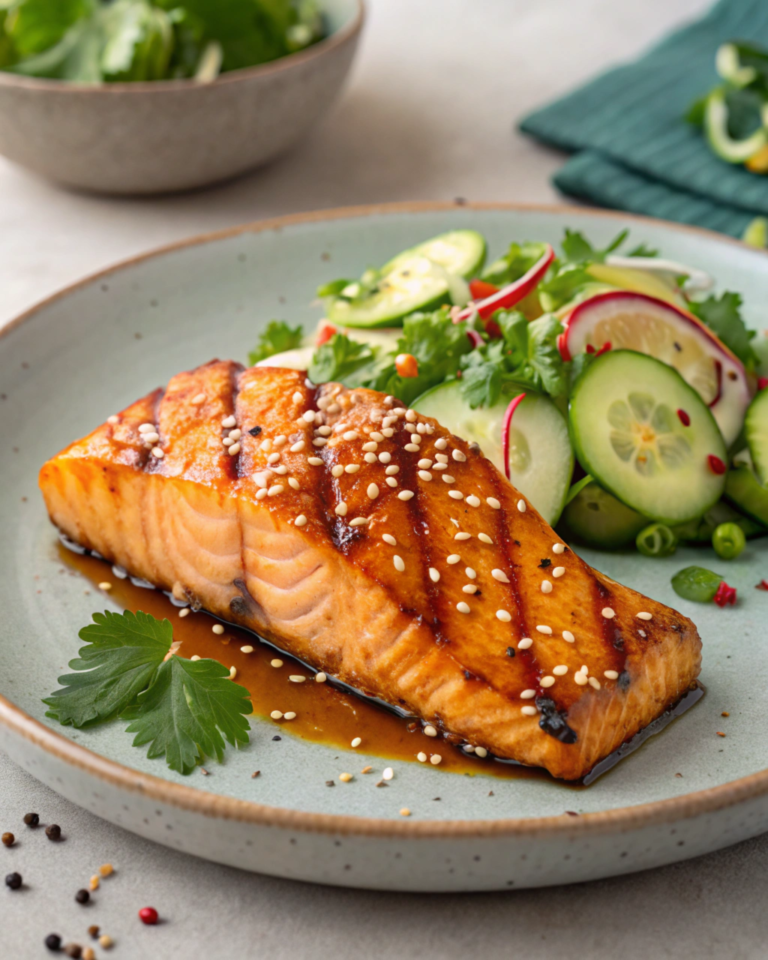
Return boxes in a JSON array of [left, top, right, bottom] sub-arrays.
[[4, 199, 768, 840]]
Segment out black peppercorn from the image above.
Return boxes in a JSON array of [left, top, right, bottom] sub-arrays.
[[5, 871, 22, 890], [1, 832, 14, 847], [87, 925, 99, 939], [45, 824, 62, 841], [23, 812, 39, 827], [75, 888, 90, 904], [45, 933, 62, 951]]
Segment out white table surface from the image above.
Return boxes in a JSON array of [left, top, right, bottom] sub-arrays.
[[5, 1, 767, 957]]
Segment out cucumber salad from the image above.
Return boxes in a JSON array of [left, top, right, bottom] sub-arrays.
[[250, 227, 768, 602]]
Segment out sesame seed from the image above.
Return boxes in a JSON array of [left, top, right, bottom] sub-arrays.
[[227, 443, 240, 456], [442, 474, 456, 483], [447, 554, 461, 564], [302, 410, 316, 424], [516, 499, 526, 513], [552, 567, 566, 578], [151, 446, 164, 458], [331, 464, 344, 477], [308, 457, 323, 465], [385, 464, 400, 475], [465, 495, 480, 508], [268, 452, 280, 464], [535, 625, 552, 635], [604, 670, 619, 680], [478, 533, 493, 544], [636, 612, 653, 620], [416, 459, 432, 469], [275, 434, 287, 446], [475, 746, 488, 758], [339, 773, 353, 783], [562, 630, 575, 643], [418, 470, 433, 482], [316, 425, 332, 436], [496, 610, 511, 622], [382, 416, 396, 427], [433, 463, 447, 471], [260, 439, 273, 452], [602, 607, 616, 619], [404, 443, 420, 452], [343, 430, 358, 441], [410, 434, 421, 445], [290, 440, 305, 452], [317, 398, 329, 411], [351, 737, 362, 748], [518, 638, 533, 650], [405, 410, 417, 422], [492, 569, 510, 583], [540, 675, 555, 688], [370, 432, 384, 442], [364, 452, 378, 463], [448, 490, 463, 500], [222, 415, 236, 428], [433, 438, 448, 452], [349, 517, 368, 527], [191, 655, 201, 661], [382, 767, 394, 780], [398, 490, 414, 501], [270, 710, 283, 720], [588, 677, 601, 690], [452, 450, 467, 462], [382, 534, 397, 545], [143, 431, 160, 444], [316, 672, 327, 683], [192, 393, 206, 405], [424, 725, 438, 737], [553, 543, 565, 554], [399, 808, 411, 817], [367, 483, 380, 499], [362, 441, 378, 452], [465, 567, 476, 579], [430, 754, 442, 765], [345, 464, 360, 473], [417, 752, 427, 763], [295, 514, 307, 527], [267, 484, 284, 496], [107, 414, 120, 425], [379, 452, 392, 464], [393, 555, 405, 572], [256, 489, 268, 500], [553, 665, 568, 676], [274, 465, 288, 475], [541, 581, 553, 594], [335, 502, 348, 517], [462, 584, 477, 594], [271, 659, 283, 668], [454, 531, 471, 541], [456, 601, 471, 614], [521, 689, 536, 699], [382, 428, 395, 438], [292, 391, 303, 404], [429, 568, 440, 583], [212, 624, 224, 635], [289, 675, 306, 683], [312, 438, 327, 447], [386, 477, 398, 487], [521, 705, 538, 716], [284, 712, 297, 720], [574, 672, 588, 686], [179, 608, 190, 618], [304, 378, 314, 388], [288, 477, 300, 490], [98, 581, 112, 591]]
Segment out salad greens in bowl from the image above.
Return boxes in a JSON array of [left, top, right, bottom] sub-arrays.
[[253, 224, 768, 608], [0, 0, 363, 193]]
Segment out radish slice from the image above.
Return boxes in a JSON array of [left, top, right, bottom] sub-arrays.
[[561, 290, 751, 447], [501, 393, 526, 480], [465, 329, 484, 349], [456, 244, 555, 321]]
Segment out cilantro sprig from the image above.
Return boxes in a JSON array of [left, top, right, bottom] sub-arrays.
[[248, 319, 303, 366], [44, 610, 252, 775]]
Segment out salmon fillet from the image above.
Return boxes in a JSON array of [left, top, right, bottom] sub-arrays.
[[39, 360, 702, 780]]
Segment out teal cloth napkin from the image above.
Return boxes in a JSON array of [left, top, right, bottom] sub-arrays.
[[519, 0, 768, 238]]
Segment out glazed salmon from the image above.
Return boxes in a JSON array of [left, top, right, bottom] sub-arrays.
[[39, 360, 701, 780]]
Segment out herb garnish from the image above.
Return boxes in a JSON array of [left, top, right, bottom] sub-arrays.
[[248, 319, 303, 366], [44, 610, 252, 774]]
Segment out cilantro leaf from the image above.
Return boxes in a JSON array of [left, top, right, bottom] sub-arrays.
[[689, 292, 757, 369], [248, 320, 303, 366], [43, 610, 172, 728], [537, 262, 593, 312], [627, 242, 659, 258], [524, 314, 568, 397], [308, 333, 378, 386], [481, 241, 549, 287], [560, 228, 628, 264], [123, 656, 252, 775], [460, 340, 506, 408]]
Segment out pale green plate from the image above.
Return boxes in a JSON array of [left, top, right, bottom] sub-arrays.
[[1, 203, 767, 891]]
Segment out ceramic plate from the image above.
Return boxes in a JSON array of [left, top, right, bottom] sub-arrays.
[[2, 203, 768, 892]]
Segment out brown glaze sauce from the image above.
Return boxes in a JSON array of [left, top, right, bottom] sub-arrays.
[[59, 543, 703, 787]]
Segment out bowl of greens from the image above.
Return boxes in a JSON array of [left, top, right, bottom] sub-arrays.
[[0, 0, 363, 194]]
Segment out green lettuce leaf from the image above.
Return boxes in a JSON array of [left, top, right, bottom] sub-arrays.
[[100, 0, 174, 82], [308, 333, 377, 386]]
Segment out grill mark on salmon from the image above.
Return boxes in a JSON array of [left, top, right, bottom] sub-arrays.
[[39, 362, 703, 780]]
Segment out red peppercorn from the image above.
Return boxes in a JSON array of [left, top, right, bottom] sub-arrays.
[[759, 376, 768, 391], [756, 580, 768, 591], [595, 341, 612, 356], [707, 454, 727, 475], [714, 581, 737, 607], [677, 408, 691, 426], [138, 907, 158, 925]]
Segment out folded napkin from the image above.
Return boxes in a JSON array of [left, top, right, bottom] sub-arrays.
[[519, 0, 768, 238]]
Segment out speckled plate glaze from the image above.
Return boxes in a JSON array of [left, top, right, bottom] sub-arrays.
[[2, 203, 768, 892]]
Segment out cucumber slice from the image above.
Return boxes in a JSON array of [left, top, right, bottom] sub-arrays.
[[324, 230, 486, 329], [745, 388, 768, 486], [412, 381, 573, 525], [560, 481, 647, 549], [569, 350, 727, 524], [725, 464, 768, 526], [705, 88, 768, 163], [672, 499, 765, 542]]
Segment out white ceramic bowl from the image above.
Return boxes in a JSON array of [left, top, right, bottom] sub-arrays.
[[0, 0, 363, 195]]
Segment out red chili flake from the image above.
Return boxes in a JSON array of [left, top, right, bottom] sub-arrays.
[[759, 376, 768, 391], [677, 408, 691, 426], [756, 580, 768, 591], [315, 321, 337, 347], [708, 454, 727, 475], [585, 344, 595, 354], [714, 581, 737, 607], [716, 731, 727, 738], [138, 907, 158, 925], [595, 341, 612, 356]]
